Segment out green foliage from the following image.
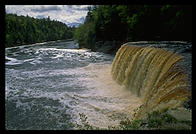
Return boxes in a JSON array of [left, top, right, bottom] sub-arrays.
[[5, 13, 75, 47], [74, 5, 192, 51], [146, 111, 164, 128], [141, 110, 182, 129], [75, 109, 191, 130], [119, 119, 142, 130], [75, 113, 102, 130], [73, 21, 95, 50]]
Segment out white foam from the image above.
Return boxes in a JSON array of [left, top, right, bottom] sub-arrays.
[[51, 53, 64, 59], [38, 47, 88, 53], [29, 59, 42, 65], [5, 44, 139, 129], [6, 42, 47, 50], [6, 62, 142, 129], [5, 56, 23, 65], [53, 63, 142, 128], [23, 58, 34, 62]]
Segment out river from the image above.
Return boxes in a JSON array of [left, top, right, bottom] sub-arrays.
[[5, 40, 143, 130], [5, 40, 192, 130]]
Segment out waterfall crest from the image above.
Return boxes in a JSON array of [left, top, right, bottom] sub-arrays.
[[111, 43, 191, 119]]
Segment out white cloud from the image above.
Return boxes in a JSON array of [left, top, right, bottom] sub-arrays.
[[5, 5, 91, 26], [31, 5, 63, 12]]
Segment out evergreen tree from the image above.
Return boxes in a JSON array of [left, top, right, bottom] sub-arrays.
[[5, 13, 75, 47], [74, 5, 192, 50]]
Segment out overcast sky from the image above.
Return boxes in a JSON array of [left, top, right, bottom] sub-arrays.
[[5, 5, 91, 27]]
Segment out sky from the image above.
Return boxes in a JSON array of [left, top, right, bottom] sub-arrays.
[[5, 5, 91, 27]]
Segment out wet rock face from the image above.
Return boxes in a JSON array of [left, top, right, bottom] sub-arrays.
[[168, 108, 192, 122], [95, 40, 125, 55]]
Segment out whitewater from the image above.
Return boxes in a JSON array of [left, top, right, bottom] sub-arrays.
[[5, 40, 191, 130]]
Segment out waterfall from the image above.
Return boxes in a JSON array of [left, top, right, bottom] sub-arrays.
[[111, 43, 191, 119]]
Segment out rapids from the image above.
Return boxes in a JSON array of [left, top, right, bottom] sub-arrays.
[[5, 40, 191, 130], [5, 40, 141, 129]]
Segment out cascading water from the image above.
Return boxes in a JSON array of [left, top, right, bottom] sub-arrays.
[[111, 43, 191, 119], [5, 40, 191, 130], [5, 40, 142, 129]]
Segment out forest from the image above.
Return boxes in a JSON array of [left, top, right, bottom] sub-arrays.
[[73, 5, 192, 52], [5, 5, 192, 50], [5, 13, 75, 47]]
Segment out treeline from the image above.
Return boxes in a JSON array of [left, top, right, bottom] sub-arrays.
[[74, 5, 192, 51], [5, 13, 75, 47]]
